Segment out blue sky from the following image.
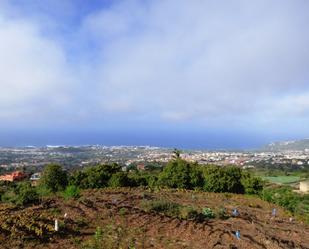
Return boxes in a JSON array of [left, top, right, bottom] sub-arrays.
[[0, 0, 309, 149]]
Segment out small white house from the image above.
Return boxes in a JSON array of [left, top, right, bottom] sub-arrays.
[[30, 172, 41, 186], [30, 172, 41, 181]]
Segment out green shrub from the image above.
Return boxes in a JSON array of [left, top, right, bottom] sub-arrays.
[[63, 185, 81, 200], [241, 172, 264, 195], [36, 184, 53, 197], [1, 182, 39, 206], [158, 159, 203, 189], [128, 173, 148, 187], [217, 207, 229, 220], [108, 172, 130, 188], [119, 207, 127, 216], [39, 164, 68, 192], [202, 207, 215, 219], [128, 172, 158, 188], [179, 206, 199, 220], [203, 166, 244, 194], [261, 187, 300, 213], [142, 200, 181, 217], [69, 163, 121, 189], [1, 190, 15, 204]]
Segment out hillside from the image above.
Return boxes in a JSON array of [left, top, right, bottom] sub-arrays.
[[263, 139, 309, 151], [0, 188, 308, 249]]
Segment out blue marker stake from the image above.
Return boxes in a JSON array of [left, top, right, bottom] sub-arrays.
[[232, 208, 239, 217], [272, 208, 277, 217], [235, 230, 240, 240]]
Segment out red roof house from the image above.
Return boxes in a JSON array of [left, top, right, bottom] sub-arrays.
[[0, 171, 27, 182]]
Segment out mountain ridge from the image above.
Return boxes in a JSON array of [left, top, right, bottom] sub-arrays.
[[263, 138, 309, 151]]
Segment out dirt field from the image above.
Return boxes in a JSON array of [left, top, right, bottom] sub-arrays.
[[0, 188, 309, 249]]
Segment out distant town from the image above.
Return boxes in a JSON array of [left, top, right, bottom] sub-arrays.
[[1, 145, 309, 173]]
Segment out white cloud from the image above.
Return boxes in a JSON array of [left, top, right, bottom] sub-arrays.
[[0, 11, 74, 121], [1, 0, 309, 135], [82, 0, 309, 125]]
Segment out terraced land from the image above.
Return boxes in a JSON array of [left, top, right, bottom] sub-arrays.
[[0, 188, 309, 249]]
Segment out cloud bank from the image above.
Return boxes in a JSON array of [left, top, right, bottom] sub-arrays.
[[0, 0, 309, 145]]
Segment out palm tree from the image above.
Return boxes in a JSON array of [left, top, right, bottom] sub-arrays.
[[172, 148, 182, 160]]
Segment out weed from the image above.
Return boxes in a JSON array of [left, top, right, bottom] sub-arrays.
[[217, 207, 229, 220], [202, 207, 216, 219], [179, 206, 199, 220], [119, 207, 127, 216], [142, 200, 181, 217]]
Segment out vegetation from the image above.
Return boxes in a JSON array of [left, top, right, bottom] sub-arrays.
[[39, 164, 68, 192], [202, 207, 216, 219], [142, 200, 181, 217], [202, 165, 263, 194], [241, 171, 264, 194], [142, 199, 215, 221], [258, 186, 309, 224], [69, 163, 121, 189], [1, 182, 39, 206], [158, 158, 203, 189], [108, 172, 130, 188], [0, 158, 264, 209], [63, 185, 81, 200], [82, 224, 138, 249], [3, 154, 307, 225]]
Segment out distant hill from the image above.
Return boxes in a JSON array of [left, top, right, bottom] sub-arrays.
[[263, 139, 309, 151]]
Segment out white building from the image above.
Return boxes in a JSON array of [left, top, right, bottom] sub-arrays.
[[299, 181, 309, 193]]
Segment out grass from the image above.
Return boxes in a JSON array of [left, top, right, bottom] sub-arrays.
[[262, 176, 300, 184]]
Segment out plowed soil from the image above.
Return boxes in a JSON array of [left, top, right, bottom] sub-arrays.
[[0, 188, 308, 249]]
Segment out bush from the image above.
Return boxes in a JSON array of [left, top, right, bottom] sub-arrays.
[[128, 173, 148, 187], [1, 182, 39, 206], [179, 206, 200, 220], [202, 207, 216, 219], [158, 159, 203, 189], [241, 172, 264, 195], [142, 200, 216, 221], [203, 166, 244, 194], [128, 172, 158, 188], [39, 164, 68, 192], [1, 190, 15, 204], [63, 185, 81, 200], [261, 187, 300, 213], [217, 207, 229, 220], [261, 188, 309, 224], [108, 172, 130, 188], [142, 200, 181, 217], [36, 184, 53, 197], [69, 163, 121, 189]]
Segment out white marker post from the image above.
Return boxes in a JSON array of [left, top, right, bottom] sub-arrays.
[[55, 219, 59, 232]]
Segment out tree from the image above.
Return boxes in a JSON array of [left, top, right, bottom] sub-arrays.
[[69, 163, 122, 189], [203, 166, 244, 194], [241, 172, 264, 195], [39, 164, 68, 192], [108, 172, 130, 187], [172, 148, 182, 160], [158, 159, 203, 189]]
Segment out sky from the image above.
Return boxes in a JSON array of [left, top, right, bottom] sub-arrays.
[[0, 0, 309, 149]]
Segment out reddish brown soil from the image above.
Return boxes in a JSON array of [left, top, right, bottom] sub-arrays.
[[0, 188, 309, 249]]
